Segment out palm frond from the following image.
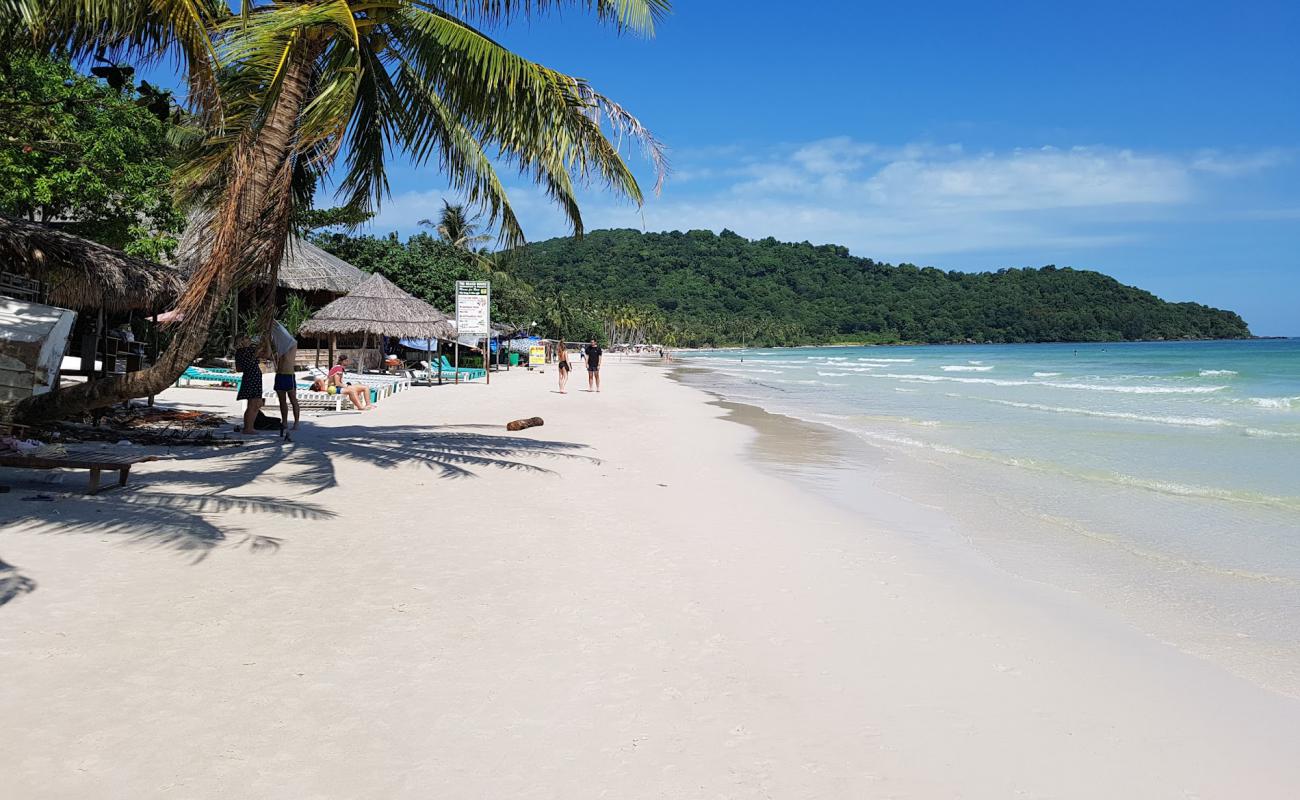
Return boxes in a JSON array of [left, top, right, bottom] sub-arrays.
[[434, 1, 669, 36]]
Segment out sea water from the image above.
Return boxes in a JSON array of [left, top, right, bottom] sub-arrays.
[[680, 339, 1300, 695]]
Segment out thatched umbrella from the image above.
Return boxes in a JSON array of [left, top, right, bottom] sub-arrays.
[[176, 213, 367, 296], [298, 272, 454, 373], [0, 215, 185, 312]]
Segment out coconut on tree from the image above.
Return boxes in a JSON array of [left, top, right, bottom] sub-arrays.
[[9, 0, 669, 422]]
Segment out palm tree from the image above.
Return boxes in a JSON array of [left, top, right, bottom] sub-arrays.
[[11, 0, 669, 422], [419, 200, 491, 251]]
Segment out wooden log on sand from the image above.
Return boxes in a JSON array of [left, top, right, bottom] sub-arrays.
[[506, 417, 544, 432]]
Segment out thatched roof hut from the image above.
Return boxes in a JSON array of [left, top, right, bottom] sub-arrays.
[[176, 213, 367, 296], [0, 215, 185, 312], [298, 272, 454, 340]]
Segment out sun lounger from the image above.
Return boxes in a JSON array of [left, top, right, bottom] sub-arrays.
[[439, 355, 485, 381], [176, 366, 242, 389], [305, 368, 398, 399], [0, 448, 160, 494], [420, 358, 484, 382], [263, 387, 348, 411]]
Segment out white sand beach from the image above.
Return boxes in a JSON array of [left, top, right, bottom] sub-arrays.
[[3, 359, 1300, 798]]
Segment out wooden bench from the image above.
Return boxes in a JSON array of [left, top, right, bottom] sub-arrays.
[[0, 449, 160, 494]]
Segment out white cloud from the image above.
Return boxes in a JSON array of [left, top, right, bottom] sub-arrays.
[[362, 138, 1294, 261], [1190, 148, 1294, 176]]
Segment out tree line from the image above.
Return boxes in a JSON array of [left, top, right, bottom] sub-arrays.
[[511, 228, 1252, 346]]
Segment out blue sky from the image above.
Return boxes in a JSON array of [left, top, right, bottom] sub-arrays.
[[355, 2, 1294, 334]]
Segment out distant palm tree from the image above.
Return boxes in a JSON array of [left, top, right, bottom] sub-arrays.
[[12, 0, 670, 422], [420, 200, 491, 251]]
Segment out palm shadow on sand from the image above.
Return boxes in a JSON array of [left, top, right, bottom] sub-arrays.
[[0, 422, 595, 608]]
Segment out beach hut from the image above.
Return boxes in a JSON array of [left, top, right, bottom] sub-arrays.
[[177, 217, 367, 302], [0, 215, 185, 313], [298, 273, 454, 372], [0, 215, 187, 380]]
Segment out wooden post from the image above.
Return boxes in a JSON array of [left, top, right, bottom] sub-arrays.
[[436, 340, 443, 385], [485, 337, 491, 385], [329, 334, 336, 367]]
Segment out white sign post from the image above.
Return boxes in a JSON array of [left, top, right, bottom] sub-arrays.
[[455, 280, 491, 384]]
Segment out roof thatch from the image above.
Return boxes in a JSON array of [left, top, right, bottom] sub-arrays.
[[0, 215, 186, 312], [177, 212, 367, 295], [298, 272, 455, 340]]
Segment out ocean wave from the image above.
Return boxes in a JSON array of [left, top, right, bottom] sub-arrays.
[[1248, 396, 1300, 410], [941, 365, 994, 372], [873, 373, 1228, 394], [857, 357, 915, 363], [1032, 372, 1062, 378], [971, 397, 1232, 428], [817, 371, 851, 377], [770, 378, 846, 387], [1199, 369, 1239, 377], [1244, 427, 1300, 439]]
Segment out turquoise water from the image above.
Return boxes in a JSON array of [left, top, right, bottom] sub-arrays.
[[682, 339, 1300, 694]]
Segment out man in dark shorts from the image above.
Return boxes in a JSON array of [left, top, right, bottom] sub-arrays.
[[584, 339, 603, 392]]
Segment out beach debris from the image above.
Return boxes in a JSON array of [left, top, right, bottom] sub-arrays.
[[506, 417, 544, 431], [25, 403, 236, 448]]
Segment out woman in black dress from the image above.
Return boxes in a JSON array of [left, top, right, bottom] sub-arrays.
[[234, 337, 265, 434]]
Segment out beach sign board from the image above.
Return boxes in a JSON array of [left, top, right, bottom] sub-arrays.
[[455, 280, 491, 343], [529, 344, 546, 366]]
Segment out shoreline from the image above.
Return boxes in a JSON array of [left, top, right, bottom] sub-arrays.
[[3, 359, 1300, 797], [674, 354, 1300, 700], [675, 335, 1289, 353]]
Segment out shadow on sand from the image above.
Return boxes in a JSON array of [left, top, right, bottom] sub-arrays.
[[0, 422, 594, 608]]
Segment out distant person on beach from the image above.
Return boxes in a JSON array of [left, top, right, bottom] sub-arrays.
[[270, 321, 300, 434], [233, 336, 264, 435], [556, 342, 572, 393], [584, 339, 603, 392], [327, 355, 372, 410]]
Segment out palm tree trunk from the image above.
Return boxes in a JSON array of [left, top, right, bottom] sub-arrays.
[[13, 44, 318, 425]]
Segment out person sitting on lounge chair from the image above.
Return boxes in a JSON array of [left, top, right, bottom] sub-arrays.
[[312, 372, 371, 410]]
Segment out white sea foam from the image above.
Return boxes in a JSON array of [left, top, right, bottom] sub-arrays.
[[941, 365, 994, 372], [1032, 372, 1062, 378], [1200, 369, 1239, 377], [771, 378, 846, 387], [1248, 396, 1300, 410], [871, 373, 1227, 394], [858, 357, 915, 363], [972, 397, 1232, 428], [1244, 427, 1300, 439], [817, 371, 851, 377]]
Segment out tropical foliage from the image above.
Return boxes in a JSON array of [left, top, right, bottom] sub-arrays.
[[513, 229, 1253, 345], [312, 229, 539, 324], [420, 201, 491, 252], [8, 0, 669, 422], [0, 49, 183, 259]]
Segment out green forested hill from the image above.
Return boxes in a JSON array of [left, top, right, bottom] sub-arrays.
[[516, 228, 1251, 346]]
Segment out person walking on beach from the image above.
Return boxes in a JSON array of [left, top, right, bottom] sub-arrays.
[[556, 342, 572, 393], [584, 339, 603, 392], [233, 336, 265, 435], [270, 321, 300, 436]]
